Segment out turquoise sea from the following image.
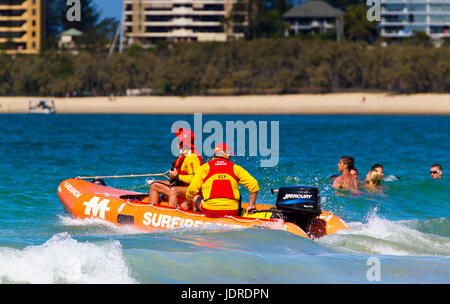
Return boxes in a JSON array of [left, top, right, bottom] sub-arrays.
[[0, 114, 448, 284]]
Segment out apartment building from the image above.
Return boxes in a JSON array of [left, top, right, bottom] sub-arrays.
[[380, 0, 450, 39], [0, 0, 45, 54], [123, 0, 244, 46]]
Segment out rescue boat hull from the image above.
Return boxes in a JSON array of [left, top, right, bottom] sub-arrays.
[[58, 179, 349, 239]]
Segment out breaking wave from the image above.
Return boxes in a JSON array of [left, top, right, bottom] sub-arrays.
[[318, 208, 450, 257], [0, 233, 136, 284]]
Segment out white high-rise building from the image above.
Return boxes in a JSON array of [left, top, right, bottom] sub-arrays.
[[380, 0, 450, 39], [123, 0, 245, 46]]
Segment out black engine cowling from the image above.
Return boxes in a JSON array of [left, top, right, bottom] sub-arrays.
[[274, 186, 321, 233]]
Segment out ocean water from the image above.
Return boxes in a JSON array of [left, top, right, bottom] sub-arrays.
[[0, 114, 448, 284]]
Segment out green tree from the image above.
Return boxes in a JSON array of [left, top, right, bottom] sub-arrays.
[[45, 0, 68, 48], [45, 0, 118, 50], [323, 0, 364, 10], [344, 4, 378, 41], [406, 31, 432, 47], [232, 0, 291, 39], [0, 54, 12, 95], [268, 0, 294, 13], [62, 0, 101, 32]]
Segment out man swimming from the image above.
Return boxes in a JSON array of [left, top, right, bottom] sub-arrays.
[[430, 164, 443, 179], [365, 164, 384, 183], [332, 156, 359, 191], [363, 169, 383, 193]]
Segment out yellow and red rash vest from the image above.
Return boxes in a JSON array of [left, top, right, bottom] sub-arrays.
[[172, 149, 204, 185], [202, 158, 240, 201], [186, 157, 260, 211]]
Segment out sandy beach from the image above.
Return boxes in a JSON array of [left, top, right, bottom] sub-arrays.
[[0, 93, 449, 115]]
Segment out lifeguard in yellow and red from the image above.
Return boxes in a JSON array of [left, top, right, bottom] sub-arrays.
[[149, 128, 204, 208], [186, 143, 259, 217]]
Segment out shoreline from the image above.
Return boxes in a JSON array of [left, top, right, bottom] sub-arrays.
[[1, 93, 449, 115]]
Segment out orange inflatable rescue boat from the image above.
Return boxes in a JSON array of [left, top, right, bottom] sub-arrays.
[[58, 178, 349, 239]]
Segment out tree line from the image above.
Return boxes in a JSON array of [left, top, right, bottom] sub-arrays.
[[1, 38, 448, 96], [45, 0, 118, 50], [42, 0, 377, 45]]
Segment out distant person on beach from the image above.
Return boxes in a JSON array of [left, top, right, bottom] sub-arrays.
[[149, 128, 204, 208], [185, 143, 259, 217], [332, 156, 359, 191], [430, 164, 443, 179], [363, 170, 383, 193]]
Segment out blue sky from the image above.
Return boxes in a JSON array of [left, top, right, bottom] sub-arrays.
[[93, 0, 306, 21], [94, 0, 123, 20]]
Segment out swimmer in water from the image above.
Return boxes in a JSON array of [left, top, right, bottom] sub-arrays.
[[363, 169, 383, 193], [365, 164, 384, 183], [430, 164, 442, 179], [332, 156, 359, 191]]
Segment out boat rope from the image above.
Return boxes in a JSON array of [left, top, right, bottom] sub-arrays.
[[116, 184, 148, 190], [122, 199, 268, 223], [223, 215, 265, 224], [176, 207, 206, 217], [122, 200, 265, 222], [124, 200, 207, 217], [124, 201, 164, 210], [76, 171, 171, 180], [150, 203, 175, 211], [124, 200, 151, 207]]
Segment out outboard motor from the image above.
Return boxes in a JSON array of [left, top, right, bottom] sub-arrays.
[[274, 186, 321, 233]]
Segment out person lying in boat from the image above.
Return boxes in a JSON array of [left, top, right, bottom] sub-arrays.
[[332, 156, 359, 191], [149, 128, 204, 208], [184, 143, 259, 217]]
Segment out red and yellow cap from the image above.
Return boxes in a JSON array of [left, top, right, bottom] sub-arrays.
[[174, 128, 196, 149], [214, 143, 233, 156]]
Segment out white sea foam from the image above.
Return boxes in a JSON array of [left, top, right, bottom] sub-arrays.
[[383, 175, 399, 182], [0, 233, 137, 284], [58, 215, 247, 236], [319, 208, 450, 256], [58, 215, 147, 235]]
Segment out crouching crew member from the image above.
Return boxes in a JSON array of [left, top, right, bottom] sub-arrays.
[[185, 143, 259, 217], [149, 128, 204, 208]]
